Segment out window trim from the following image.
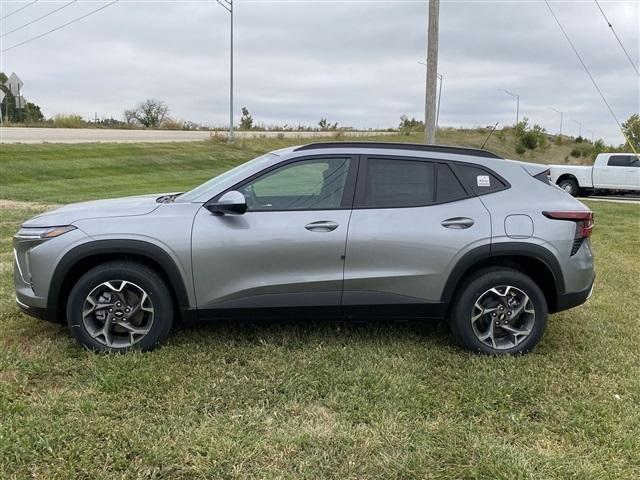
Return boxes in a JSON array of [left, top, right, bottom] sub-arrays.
[[210, 154, 360, 212]]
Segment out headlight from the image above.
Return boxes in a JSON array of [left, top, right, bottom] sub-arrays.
[[15, 225, 77, 240]]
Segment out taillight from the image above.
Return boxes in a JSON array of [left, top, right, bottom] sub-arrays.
[[543, 211, 594, 255]]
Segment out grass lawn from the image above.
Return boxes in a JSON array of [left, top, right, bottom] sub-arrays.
[[0, 140, 639, 479]]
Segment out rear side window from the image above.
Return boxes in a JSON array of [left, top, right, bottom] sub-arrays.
[[608, 155, 638, 167], [436, 164, 468, 202], [362, 158, 434, 207], [456, 164, 508, 195]]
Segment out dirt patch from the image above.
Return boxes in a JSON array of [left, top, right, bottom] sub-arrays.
[[0, 199, 60, 211]]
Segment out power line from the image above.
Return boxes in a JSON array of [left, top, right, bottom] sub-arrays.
[[1, 0, 38, 21], [1, 0, 78, 39], [594, 0, 639, 77], [544, 0, 637, 155], [1, 0, 119, 53]]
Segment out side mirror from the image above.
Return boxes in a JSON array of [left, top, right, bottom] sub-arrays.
[[205, 191, 247, 215]]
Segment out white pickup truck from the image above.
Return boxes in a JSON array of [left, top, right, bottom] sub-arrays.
[[549, 153, 640, 196]]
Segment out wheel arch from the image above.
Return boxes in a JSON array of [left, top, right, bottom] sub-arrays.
[[556, 174, 578, 186], [48, 240, 192, 324], [441, 243, 565, 314]]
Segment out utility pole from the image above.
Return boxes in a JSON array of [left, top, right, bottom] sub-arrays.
[[419, 62, 443, 131], [571, 119, 582, 138], [498, 89, 520, 125], [216, 0, 234, 142], [424, 0, 439, 144], [550, 107, 563, 136]]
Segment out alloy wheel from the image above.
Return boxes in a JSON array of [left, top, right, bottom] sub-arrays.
[[471, 285, 535, 350], [81, 280, 154, 348]]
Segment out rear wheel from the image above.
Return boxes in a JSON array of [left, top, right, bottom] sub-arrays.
[[558, 178, 579, 196], [66, 261, 174, 352], [450, 268, 548, 355]]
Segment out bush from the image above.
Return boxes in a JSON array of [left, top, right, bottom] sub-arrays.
[[50, 114, 86, 128], [513, 118, 547, 153], [570, 147, 581, 158]]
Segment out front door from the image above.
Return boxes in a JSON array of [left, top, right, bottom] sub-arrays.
[[191, 155, 357, 312]]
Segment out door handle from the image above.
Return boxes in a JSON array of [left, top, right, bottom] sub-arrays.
[[305, 221, 339, 232], [441, 217, 474, 229]]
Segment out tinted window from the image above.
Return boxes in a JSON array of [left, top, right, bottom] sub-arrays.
[[436, 164, 467, 202], [363, 158, 434, 207], [608, 155, 638, 167], [239, 157, 350, 210], [456, 164, 507, 195]]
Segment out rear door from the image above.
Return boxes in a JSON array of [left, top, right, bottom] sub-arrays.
[[342, 156, 491, 311]]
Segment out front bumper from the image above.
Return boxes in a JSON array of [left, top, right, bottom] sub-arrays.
[[555, 275, 595, 313], [16, 296, 53, 322]]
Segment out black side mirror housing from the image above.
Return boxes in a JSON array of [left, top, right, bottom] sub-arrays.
[[205, 191, 247, 215]]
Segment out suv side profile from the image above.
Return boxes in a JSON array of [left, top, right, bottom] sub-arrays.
[[14, 142, 595, 354]]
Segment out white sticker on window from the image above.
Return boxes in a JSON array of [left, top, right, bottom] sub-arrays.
[[477, 175, 490, 187]]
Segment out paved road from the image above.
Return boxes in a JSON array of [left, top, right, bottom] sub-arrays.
[[580, 196, 640, 205], [0, 127, 393, 144]]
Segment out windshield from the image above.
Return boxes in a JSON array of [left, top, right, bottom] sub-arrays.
[[177, 153, 278, 202]]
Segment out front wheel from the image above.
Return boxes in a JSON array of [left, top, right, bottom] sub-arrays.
[[67, 261, 174, 352], [450, 268, 548, 355]]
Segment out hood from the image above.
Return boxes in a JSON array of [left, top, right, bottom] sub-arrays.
[[22, 193, 164, 227]]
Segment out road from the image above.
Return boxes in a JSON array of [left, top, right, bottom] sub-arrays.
[[580, 195, 640, 205], [0, 127, 393, 144]]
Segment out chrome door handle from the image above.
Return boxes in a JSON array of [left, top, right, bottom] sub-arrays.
[[441, 217, 474, 229], [305, 221, 339, 232]]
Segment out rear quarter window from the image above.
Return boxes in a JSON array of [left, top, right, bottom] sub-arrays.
[[455, 164, 508, 195]]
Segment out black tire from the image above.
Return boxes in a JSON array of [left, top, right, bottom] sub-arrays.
[[450, 267, 548, 355], [66, 261, 174, 352], [557, 178, 579, 197]]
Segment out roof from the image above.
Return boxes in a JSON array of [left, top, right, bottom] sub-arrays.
[[293, 142, 503, 159]]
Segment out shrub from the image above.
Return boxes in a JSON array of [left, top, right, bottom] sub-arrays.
[[50, 114, 86, 128]]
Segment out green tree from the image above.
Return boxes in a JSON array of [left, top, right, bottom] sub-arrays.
[[621, 114, 640, 151], [239, 107, 253, 130], [0, 71, 44, 123]]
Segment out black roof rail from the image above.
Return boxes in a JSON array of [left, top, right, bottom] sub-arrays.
[[293, 142, 503, 159]]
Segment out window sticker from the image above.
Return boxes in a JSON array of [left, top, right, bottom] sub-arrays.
[[477, 175, 491, 187]]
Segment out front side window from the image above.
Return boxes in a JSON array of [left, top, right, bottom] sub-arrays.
[[238, 157, 351, 211], [362, 158, 434, 208]]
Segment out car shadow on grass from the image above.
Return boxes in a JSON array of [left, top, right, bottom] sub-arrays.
[[169, 315, 453, 349]]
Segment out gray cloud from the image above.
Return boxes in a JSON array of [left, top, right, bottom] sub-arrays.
[[1, 0, 638, 143]]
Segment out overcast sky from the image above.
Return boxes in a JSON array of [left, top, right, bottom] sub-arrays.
[[0, 0, 638, 143]]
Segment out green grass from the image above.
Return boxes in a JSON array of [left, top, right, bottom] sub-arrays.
[[1, 139, 639, 479], [0, 131, 592, 204]]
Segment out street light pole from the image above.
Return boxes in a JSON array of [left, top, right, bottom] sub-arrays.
[[550, 107, 563, 136], [586, 129, 594, 143], [571, 119, 582, 138], [498, 89, 520, 125], [216, 0, 234, 141]]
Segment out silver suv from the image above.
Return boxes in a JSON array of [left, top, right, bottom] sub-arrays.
[[14, 142, 595, 354]]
